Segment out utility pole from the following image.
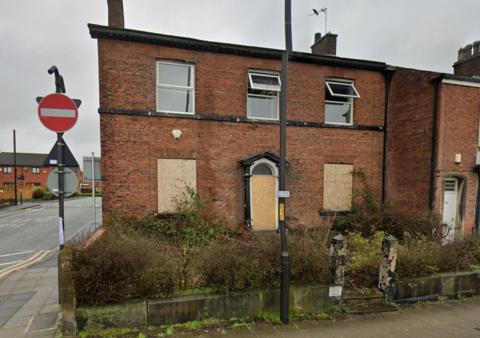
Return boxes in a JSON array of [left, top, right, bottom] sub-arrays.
[[278, 0, 292, 325], [13, 130, 18, 205]]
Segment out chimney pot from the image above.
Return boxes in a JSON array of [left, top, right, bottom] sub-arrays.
[[107, 0, 124, 28], [314, 32, 322, 43], [311, 32, 337, 56]]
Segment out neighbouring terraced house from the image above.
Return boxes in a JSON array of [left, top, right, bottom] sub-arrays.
[[90, 0, 480, 240]]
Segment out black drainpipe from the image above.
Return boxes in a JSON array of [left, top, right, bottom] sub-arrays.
[[475, 170, 480, 233], [381, 67, 395, 207], [428, 78, 441, 210]]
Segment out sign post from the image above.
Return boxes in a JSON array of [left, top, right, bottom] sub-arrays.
[[36, 66, 80, 250], [91, 152, 96, 230], [83, 155, 101, 230]]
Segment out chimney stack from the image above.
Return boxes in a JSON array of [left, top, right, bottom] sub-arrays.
[[453, 41, 480, 76], [311, 32, 337, 56], [107, 0, 124, 28]]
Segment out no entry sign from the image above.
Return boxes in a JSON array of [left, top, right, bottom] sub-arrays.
[[37, 93, 78, 133]]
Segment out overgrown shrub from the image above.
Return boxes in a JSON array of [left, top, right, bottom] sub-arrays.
[[199, 237, 280, 292], [42, 189, 55, 200], [332, 169, 442, 239], [32, 188, 44, 199], [116, 186, 232, 247], [72, 230, 179, 305], [397, 234, 480, 279], [345, 232, 383, 288]]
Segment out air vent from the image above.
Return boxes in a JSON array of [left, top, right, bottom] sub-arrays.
[[444, 179, 456, 192]]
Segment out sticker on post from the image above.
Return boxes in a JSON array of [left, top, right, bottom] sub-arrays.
[[329, 285, 343, 297], [277, 190, 290, 198], [279, 203, 285, 221], [58, 217, 65, 246]]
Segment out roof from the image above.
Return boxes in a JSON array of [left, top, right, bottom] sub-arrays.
[[0, 152, 47, 167], [88, 24, 387, 72]]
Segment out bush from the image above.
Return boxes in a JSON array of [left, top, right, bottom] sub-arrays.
[[42, 189, 55, 200], [116, 186, 232, 247], [72, 230, 179, 305], [397, 234, 480, 279], [32, 188, 45, 199], [70, 229, 331, 303], [332, 170, 442, 240], [345, 232, 383, 288]]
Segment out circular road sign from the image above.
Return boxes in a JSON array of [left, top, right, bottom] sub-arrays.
[[37, 93, 78, 133], [47, 168, 79, 197]]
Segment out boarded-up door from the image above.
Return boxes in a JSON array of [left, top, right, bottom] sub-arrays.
[[251, 165, 277, 230]]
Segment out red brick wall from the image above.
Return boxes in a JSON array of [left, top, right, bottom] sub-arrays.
[[434, 82, 480, 235], [386, 68, 440, 215], [97, 39, 386, 228], [453, 55, 480, 76]]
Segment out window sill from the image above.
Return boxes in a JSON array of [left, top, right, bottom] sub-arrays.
[[156, 110, 195, 116], [319, 210, 351, 216], [324, 122, 353, 127], [247, 116, 279, 122]]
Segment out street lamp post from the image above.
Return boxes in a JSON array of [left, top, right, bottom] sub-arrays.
[[278, 0, 292, 325]]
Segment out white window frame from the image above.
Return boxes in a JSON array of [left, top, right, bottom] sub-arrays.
[[156, 60, 195, 115], [324, 79, 359, 126], [325, 81, 360, 98], [247, 70, 281, 121], [32, 167, 40, 174], [248, 72, 281, 92], [3, 167, 12, 173]]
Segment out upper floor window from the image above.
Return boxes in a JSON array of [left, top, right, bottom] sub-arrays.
[[32, 167, 40, 174], [247, 71, 281, 120], [2, 167, 12, 173], [324, 79, 360, 125], [156, 61, 194, 114]]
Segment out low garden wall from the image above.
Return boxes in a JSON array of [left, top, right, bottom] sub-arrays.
[[395, 270, 480, 303], [74, 285, 331, 331]]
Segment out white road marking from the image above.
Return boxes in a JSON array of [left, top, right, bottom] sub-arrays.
[[0, 250, 33, 258], [0, 250, 50, 278], [24, 313, 35, 335], [0, 260, 24, 267]]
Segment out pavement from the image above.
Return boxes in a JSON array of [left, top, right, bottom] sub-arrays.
[[180, 297, 480, 338], [0, 197, 101, 337]]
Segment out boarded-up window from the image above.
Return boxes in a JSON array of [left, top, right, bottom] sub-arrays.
[[323, 164, 353, 211], [157, 159, 197, 213]]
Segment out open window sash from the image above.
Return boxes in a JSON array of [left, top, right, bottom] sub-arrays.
[[326, 81, 360, 98], [249, 72, 281, 92]]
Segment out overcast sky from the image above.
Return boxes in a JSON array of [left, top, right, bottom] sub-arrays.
[[1, 0, 480, 168]]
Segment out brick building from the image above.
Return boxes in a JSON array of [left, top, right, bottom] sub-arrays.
[[0, 152, 54, 188], [387, 68, 480, 239], [90, 0, 480, 239]]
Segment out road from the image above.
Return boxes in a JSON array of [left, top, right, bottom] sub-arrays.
[[0, 197, 101, 269], [0, 197, 101, 337]]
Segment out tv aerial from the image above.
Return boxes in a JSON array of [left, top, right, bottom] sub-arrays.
[[310, 7, 328, 35]]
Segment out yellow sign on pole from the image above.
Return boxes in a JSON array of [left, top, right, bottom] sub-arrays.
[[279, 203, 285, 221]]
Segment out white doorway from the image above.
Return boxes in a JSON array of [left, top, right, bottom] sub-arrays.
[[442, 178, 457, 243]]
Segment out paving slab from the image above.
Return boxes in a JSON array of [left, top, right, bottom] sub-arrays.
[[0, 266, 59, 337]]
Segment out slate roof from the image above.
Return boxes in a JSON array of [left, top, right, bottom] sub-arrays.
[[0, 152, 48, 167]]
